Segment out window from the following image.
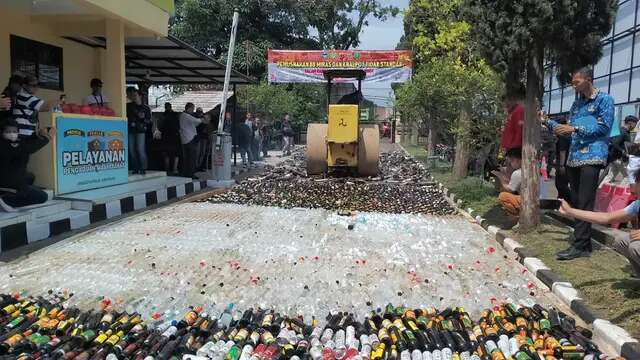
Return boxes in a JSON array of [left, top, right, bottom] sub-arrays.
[[611, 36, 633, 73], [615, 0, 636, 35], [10, 35, 63, 90]]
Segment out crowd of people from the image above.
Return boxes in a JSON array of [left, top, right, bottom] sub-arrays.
[[0, 71, 300, 212], [493, 66, 640, 278], [154, 105, 297, 176]]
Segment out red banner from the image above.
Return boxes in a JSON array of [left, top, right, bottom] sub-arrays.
[[267, 50, 413, 84]]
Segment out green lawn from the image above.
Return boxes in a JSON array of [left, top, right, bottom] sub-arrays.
[[403, 143, 640, 339]]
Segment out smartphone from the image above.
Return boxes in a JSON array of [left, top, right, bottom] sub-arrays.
[[540, 199, 561, 210]]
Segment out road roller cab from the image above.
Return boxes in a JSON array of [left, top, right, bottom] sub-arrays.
[[306, 70, 380, 176]]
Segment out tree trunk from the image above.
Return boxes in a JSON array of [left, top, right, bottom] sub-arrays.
[[427, 126, 437, 157], [519, 48, 544, 231], [453, 110, 471, 180], [410, 122, 418, 146], [400, 118, 407, 144]]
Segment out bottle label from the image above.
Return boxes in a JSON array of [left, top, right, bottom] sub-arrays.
[[82, 329, 96, 342]]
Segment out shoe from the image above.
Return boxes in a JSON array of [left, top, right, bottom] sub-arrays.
[[139, 170, 146, 175], [556, 246, 574, 257], [556, 247, 591, 260], [0, 197, 17, 212]]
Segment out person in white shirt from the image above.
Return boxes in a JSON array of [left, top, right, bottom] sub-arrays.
[[492, 148, 522, 217], [179, 102, 203, 178], [83, 78, 110, 107]]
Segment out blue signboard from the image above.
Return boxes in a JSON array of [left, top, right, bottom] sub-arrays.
[[56, 116, 128, 194]]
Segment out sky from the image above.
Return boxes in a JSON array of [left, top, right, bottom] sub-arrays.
[[356, 0, 410, 107]]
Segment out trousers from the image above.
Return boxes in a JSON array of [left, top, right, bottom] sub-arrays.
[[128, 133, 147, 172], [612, 235, 640, 277], [567, 165, 601, 251], [181, 137, 199, 178], [498, 192, 521, 217], [3, 185, 48, 208]]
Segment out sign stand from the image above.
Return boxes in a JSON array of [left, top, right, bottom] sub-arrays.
[[197, 9, 239, 189]]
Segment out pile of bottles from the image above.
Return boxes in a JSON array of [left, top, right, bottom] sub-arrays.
[[0, 293, 617, 360], [206, 151, 455, 216]]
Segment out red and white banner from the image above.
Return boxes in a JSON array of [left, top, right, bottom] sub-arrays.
[[267, 50, 413, 84]]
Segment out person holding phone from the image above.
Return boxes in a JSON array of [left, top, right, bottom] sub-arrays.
[[559, 170, 640, 278], [542, 67, 614, 261], [492, 148, 522, 218]]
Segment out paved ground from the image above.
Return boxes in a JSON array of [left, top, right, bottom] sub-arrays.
[[1, 202, 554, 321]]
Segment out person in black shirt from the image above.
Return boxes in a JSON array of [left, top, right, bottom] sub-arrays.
[[0, 119, 50, 212], [158, 102, 180, 175], [126, 90, 152, 175]]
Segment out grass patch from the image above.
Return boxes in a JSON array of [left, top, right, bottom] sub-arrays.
[[403, 143, 640, 339], [404, 145, 499, 215]]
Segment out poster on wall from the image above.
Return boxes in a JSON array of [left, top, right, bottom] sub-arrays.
[[56, 117, 128, 194], [267, 50, 413, 84]]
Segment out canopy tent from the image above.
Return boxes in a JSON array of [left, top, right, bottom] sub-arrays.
[[65, 35, 255, 85]]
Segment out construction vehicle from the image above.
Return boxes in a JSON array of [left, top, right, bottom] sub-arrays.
[[306, 69, 380, 176]]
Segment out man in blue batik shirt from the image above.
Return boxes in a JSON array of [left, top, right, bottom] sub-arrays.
[[543, 67, 615, 261]]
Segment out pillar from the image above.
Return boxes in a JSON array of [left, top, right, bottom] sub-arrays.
[[103, 19, 126, 117]]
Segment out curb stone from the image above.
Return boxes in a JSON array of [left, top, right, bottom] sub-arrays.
[[398, 143, 639, 357]]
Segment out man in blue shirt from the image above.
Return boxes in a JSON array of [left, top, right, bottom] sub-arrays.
[[559, 170, 640, 279], [543, 67, 615, 260]]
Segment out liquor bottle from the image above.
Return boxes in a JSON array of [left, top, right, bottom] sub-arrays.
[[97, 312, 116, 333], [220, 305, 235, 330]]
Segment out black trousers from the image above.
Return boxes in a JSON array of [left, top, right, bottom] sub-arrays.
[[555, 167, 572, 201], [567, 165, 601, 251], [3, 185, 48, 208], [181, 138, 199, 178]]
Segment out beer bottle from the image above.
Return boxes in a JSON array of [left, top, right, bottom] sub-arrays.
[[72, 345, 98, 360], [370, 343, 386, 360], [261, 328, 276, 346], [383, 305, 395, 321], [426, 329, 445, 350], [270, 314, 285, 335], [157, 336, 183, 360], [97, 312, 116, 333], [378, 327, 390, 347], [388, 345, 399, 360], [389, 326, 407, 351], [220, 305, 235, 330]]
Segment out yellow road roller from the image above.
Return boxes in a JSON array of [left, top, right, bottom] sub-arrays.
[[306, 70, 380, 176]]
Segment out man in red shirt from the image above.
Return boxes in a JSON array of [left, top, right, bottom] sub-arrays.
[[501, 94, 525, 151]]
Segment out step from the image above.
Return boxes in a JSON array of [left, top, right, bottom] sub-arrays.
[[59, 176, 193, 210], [26, 210, 91, 244], [1, 180, 208, 253], [128, 170, 167, 183], [0, 200, 72, 228]]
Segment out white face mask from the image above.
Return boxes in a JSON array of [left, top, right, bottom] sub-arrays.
[[4, 132, 18, 142]]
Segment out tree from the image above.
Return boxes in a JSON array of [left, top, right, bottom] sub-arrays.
[[463, 0, 617, 230], [298, 0, 399, 49], [172, 0, 399, 77], [395, 57, 503, 166], [171, 0, 318, 77], [237, 82, 326, 131], [401, 0, 498, 179]]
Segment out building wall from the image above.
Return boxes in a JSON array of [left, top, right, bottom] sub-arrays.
[[0, 10, 99, 107], [544, 0, 640, 120]]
